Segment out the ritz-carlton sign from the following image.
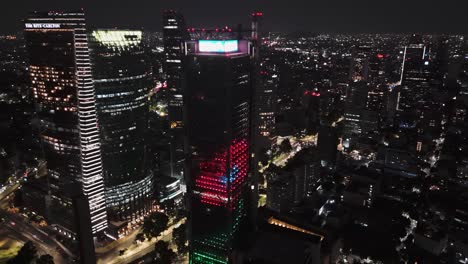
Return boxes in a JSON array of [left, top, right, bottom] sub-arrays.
[[25, 23, 60, 29]]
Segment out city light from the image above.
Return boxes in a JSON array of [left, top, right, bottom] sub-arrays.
[[1, 4, 466, 264]]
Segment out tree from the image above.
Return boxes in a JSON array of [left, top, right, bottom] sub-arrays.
[[37, 254, 54, 264], [142, 212, 169, 240], [173, 223, 188, 253], [7, 241, 37, 264], [135, 233, 145, 243], [175, 207, 187, 220], [153, 241, 176, 264], [161, 199, 177, 218], [12, 189, 23, 207], [279, 139, 292, 153], [258, 147, 269, 164], [390, 214, 411, 246]]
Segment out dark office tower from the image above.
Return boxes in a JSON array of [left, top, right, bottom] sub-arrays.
[[458, 47, 468, 99], [184, 40, 254, 264], [369, 53, 394, 86], [398, 35, 431, 111], [257, 60, 277, 137], [163, 10, 189, 130], [266, 174, 295, 213], [71, 185, 97, 264], [317, 126, 338, 167], [343, 81, 370, 138], [320, 87, 341, 125], [349, 44, 371, 82], [302, 88, 321, 134], [366, 86, 385, 126], [88, 30, 154, 221], [24, 11, 107, 235], [366, 87, 385, 113]]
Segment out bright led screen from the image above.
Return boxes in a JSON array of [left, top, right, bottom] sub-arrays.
[[198, 40, 238, 53]]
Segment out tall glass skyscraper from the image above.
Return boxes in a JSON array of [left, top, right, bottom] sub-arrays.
[[89, 30, 154, 221], [184, 40, 255, 264], [24, 10, 107, 235]]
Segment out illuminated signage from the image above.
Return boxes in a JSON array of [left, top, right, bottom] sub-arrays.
[[25, 23, 60, 29], [198, 40, 238, 53]]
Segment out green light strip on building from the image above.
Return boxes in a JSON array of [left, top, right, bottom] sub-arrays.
[[192, 252, 228, 264]]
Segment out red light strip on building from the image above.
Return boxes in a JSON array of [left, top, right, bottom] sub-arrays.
[[195, 138, 249, 209]]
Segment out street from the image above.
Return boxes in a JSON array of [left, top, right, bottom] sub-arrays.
[[0, 210, 68, 263], [97, 218, 186, 264], [0, 171, 72, 264]]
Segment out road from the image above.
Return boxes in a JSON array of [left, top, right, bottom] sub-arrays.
[[0, 188, 73, 264], [0, 200, 185, 264], [0, 183, 19, 208], [0, 165, 36, 209], [0, 162, 44, 204], [0, 162, 73, 263], [0, 188, 62, 261], [97, 218, 186, 264], [0, 183, 19, 200], [0, 210, 68, 263]]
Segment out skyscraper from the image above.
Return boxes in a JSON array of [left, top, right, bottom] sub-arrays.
[[349, 44, 371, 82], [251, 12, 274, 138], [302, 87, 321, 134], [398, 35, 431, 111], [343, 81, 371, 138], [317, 126, 338, 167], [257, 53, 278, 137], [24, 10, 107, 235], [266, 173, 295, 213], [184, 39, 255, 263], [163, 10, 190, 181], [163, 10, 189, 130], [89, 30, 154, 221]]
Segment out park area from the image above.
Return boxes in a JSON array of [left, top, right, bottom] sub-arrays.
[[0, 230, 22, 264]]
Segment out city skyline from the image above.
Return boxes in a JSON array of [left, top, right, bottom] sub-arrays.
[[1, 4, 468, 264], [1, 0, 468, 34]]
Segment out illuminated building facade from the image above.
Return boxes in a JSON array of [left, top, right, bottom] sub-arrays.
[[157, 177, 183, 204], [89, 30, 154, 221], [24, 11, 107, 234], [184, 40, 254, 264], [163, 10, 189, 129]]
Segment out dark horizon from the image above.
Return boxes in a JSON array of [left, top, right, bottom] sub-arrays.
[[2, 0, 468, 34]]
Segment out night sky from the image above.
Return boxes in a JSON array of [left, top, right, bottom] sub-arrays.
[[2, 0, 468, 34]]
